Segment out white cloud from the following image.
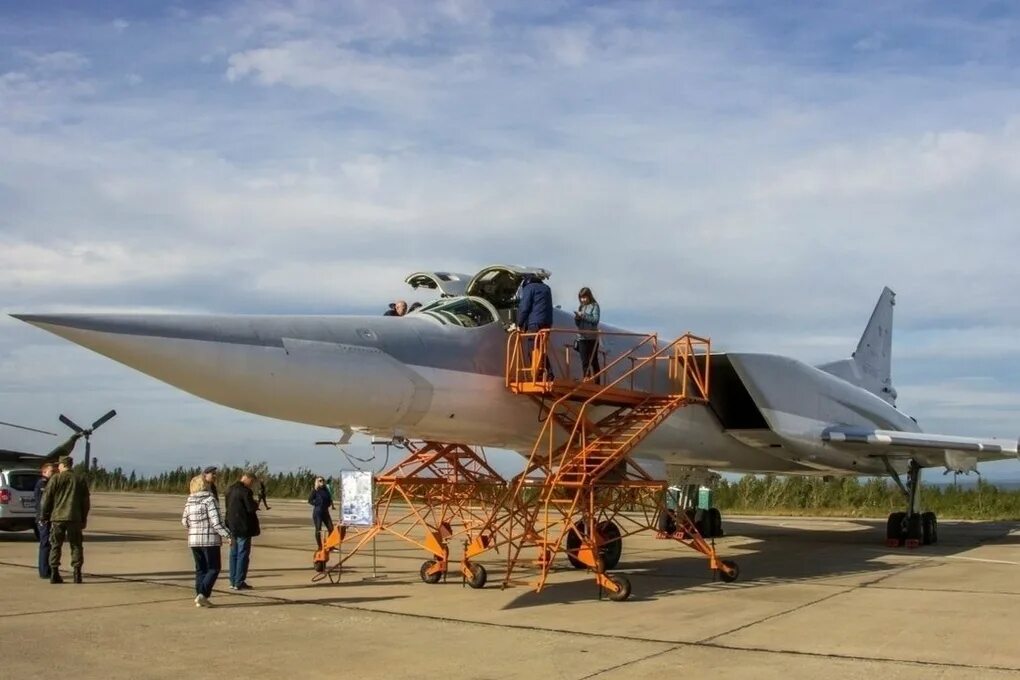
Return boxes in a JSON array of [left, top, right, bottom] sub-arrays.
[[2, 1, 1020, 475], [20, 50, 91, 72]]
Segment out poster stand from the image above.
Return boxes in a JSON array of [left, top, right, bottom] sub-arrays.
[[341, 470, 385, 580]]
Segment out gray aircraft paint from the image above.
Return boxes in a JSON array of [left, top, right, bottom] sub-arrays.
[[12, 270, 1019, 477]]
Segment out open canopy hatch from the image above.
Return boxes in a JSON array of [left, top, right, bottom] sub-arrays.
[[465, 265, 551, 312], [405, 265, 552, 328], [403, 271, 472, 298]]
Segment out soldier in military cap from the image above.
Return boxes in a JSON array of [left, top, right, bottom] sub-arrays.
[[40, 455, 91, 584]]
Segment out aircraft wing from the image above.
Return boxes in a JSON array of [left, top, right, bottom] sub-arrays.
[[822, 427, 1020, 472]]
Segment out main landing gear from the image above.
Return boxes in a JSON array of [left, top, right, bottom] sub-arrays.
[[884, 458, 938, 548]]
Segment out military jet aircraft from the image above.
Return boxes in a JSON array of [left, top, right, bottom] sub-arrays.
[[12, 264, 1019, 547]]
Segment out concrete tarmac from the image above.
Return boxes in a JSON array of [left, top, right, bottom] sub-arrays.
[[2, 493, 1019, 679]]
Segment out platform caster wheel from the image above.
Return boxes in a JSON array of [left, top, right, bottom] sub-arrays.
[[921, 512, 938, 545], [313, 560, 326, 573], [605, 574, 631, 602], [465, 564, 487, 589], [718, 559, 739, 583], [419, 560, 443, 584]]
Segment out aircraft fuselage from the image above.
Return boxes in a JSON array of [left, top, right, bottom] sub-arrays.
[[15, 310, 919, 476]]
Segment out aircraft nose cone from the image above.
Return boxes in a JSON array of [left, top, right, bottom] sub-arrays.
[[12, 312, 434, 431]]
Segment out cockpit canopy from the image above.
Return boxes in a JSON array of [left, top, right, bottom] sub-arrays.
[[465, 265, 551, 311], [416, 297, 495, 328], [404, 265, 551, 328], [403, 271, 470, 298]]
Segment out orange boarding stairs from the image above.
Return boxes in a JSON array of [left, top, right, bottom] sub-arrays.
[[463, 328, 738, 601]]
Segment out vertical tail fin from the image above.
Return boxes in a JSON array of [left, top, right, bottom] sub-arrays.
[[852, 287, 896, 405]]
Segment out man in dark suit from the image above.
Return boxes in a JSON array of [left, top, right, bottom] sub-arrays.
[[225, 472, 261, 590]]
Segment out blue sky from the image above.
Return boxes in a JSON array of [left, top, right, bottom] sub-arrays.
[[1, 1, 1019, 481]]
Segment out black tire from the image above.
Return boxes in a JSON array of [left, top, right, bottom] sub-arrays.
[[886, 511, 906, 543], [706, 508, 723, 538], [657, 510, 677, 534], [605, 574, 631, 601], [466, 564, 487, 589], [420, 559, 443, 584], [905, 514, 923, 542], [597, 521, 623, 570], [313, 560, 326, 573], [718, 559, 739, 583], [566, 524, 586, 569], [921, 512, 938, 545], [566, 521, 623, 569]]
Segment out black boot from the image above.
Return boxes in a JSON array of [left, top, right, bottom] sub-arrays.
[[50, 570, 63, 584], [73, 568, 82, 584]]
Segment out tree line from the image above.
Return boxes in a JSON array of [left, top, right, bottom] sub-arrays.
[[83, 462, 329, 498], [82, 464, 1020, 519], [712, 474, 1020, 520]]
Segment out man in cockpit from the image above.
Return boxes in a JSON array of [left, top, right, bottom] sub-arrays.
[[384, 300, 408, 317]]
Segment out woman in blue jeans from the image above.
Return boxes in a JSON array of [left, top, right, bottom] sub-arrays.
[[182, 475, 230, 607], [308, 476, 334, 548]]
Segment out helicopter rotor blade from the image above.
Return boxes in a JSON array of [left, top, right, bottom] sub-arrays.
[[0, 421, 58, 436], [59, 415, 85, 434], [91, 409, 117, 430]]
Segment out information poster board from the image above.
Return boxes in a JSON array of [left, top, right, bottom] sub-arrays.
[[340, 470, 374, 526]]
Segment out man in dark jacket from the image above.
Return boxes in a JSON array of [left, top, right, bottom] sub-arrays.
[[516, 275, 555, 380], [225, 472, 260, 590], [41, 456, 90, 584], [33, 462, 56, 578]]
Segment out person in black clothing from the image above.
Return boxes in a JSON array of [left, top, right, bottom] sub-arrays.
[[516, 274, 555, 380], [308, 476, 334, 549], [33, 462, 56, 578], [255, 480, 270, 510], [225, 472, 261, 590]]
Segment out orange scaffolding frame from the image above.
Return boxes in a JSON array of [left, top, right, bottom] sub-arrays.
[[313, 440, 506, 587], [463, 328, 738, 600]]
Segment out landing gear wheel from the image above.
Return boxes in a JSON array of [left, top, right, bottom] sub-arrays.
[[657, 510, 677, 535], [706, 508, 723, 538], [419, 560, 443, 584], [566, 525, 586, 569], [466, 564, 487, 589], [565, 521, 623, 570], [886, 511, 906, 544], [921, 512, 938, 545], [905, 514, 923, 543], [605, 574, 631, 602], [597, 521, 622, 570], [313, 560, 326, 573], [718, 559, 739, 583]]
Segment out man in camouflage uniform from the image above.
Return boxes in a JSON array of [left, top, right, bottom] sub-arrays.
[[41, 455, 91, 584]]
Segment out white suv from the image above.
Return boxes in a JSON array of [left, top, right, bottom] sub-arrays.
[[0, 467, 42, 532]]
